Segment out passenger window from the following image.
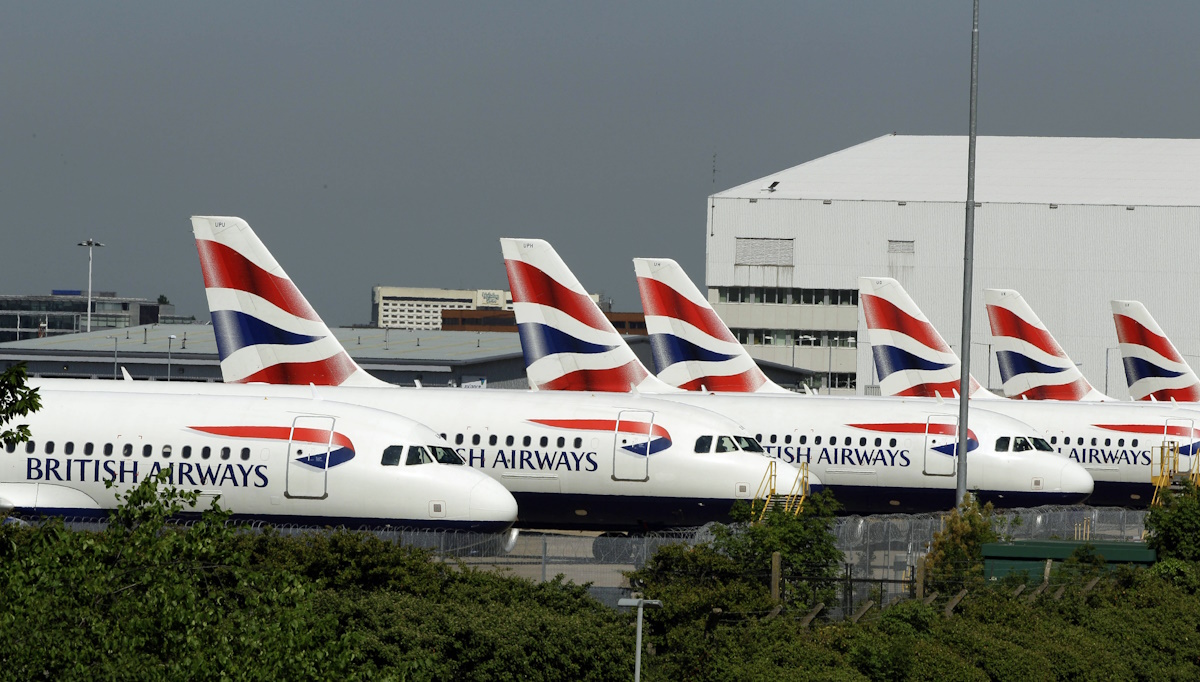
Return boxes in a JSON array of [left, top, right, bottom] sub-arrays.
[[799, 435, 807, 445], [455, 434, 464, 445], [202, 446, 211, 460], [574, 438, 582, 448], [143, 444, 152, 457], [995, 437, 1010, 452], [1013, 437, 1033, 452], [784, 435, 792, 444], [755, 434, 763, 442], [540, 436, 548, 447], [769, 434, 777, 444], [5, 441, 15, 453], [557, 437, 565, 448], [104, 443, 113, 456], [163, 445, 172, 459], [506, 435, 515, 446], [123, 444, 133, 457], [1078, 438, 1084, 446], [1104, 438, 1111, 447], [714, 436, 738, 453], [694, 436, 713, 453], [889, 439, 897, 447], [1133, 439, 1139, 447], [859, 437, 867, 447], [45, 441, 54, 454], [64, 442, 74, 455], [241, 447, 250, 461], [381, 446, 403, 466], [874, 438, 881, 447], [489, 435, 498, 446], [1090, 438, 1097, 446], [220, 447, 231, 460], [472, 434, 481, 446], [814, 436, 822, 445], [406, 446, 433, 465], [26, 441, 36, 454], [182, 446, 191, 459], [1050, 436, 1057, 445], [1118, 439, 1124, 447], [523, 436, 531, 447]]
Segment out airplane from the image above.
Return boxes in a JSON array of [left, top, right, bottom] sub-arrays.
[[860, 276, 1200, 506], [140, 215, 811, 532], [1111, 300, 1200, 402], [498, 240, 1094, 513], [2, 386, 518, 533], [983, 288, 1111, 401]]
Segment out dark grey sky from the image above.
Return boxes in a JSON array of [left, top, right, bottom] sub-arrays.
[[4, 2, 1199, 324]]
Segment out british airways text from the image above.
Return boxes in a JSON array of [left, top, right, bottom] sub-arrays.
[[456, 448, 600, 472], [762, 445, 913, 467], [25, 458, 269, 487]]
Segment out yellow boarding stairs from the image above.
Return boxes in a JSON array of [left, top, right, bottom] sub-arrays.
[[1151, 441, 1200, 507], [752, 460, 810, 522]]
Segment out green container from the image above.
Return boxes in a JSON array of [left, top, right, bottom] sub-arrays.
[[982, 540, 1156, 583]]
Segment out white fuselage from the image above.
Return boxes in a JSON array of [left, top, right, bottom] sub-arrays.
[[648, 392, 1095, 513], [24, 380, 802, 531], [2, 388, 517, 532]]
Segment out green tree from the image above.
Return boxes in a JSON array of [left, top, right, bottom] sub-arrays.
[[0, 363, 40, 450], [923, 494, 1002, 593], [1145, 481, 1200, 562], [157, 294, 170, 305]]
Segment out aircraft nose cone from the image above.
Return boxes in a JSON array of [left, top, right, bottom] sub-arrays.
[[1059, 460, 1095, 503], [470, 478, 519, 524]]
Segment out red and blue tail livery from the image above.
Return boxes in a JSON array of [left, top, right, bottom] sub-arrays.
[[858, 277, 988, 399], [1111, 300, 1200, 402], [984, 289, 1108, 401], [633, 258, 789, 393], [192, 217, 389, 388], [501, 238, 670, 392]]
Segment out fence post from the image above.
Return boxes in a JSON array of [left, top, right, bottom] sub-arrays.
[[541, 536, 547, 583], [771, 551, 781, 603]]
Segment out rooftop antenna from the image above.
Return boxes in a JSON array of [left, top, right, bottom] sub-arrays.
[[955, 0, 981, 507]]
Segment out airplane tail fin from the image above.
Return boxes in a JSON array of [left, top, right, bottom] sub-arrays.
[[633, 257, 789, 393], [858, 276, 992, 399], [500, 238, 674, 392], [1111, 300, 1200, 401], [984, 289, 1108, 400], [191, 216, 390, 387]]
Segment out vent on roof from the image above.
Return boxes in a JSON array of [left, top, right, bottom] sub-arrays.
[[887, 240, 915, 254], [762, 181, 780, 193], [735, 238, 794, 266]]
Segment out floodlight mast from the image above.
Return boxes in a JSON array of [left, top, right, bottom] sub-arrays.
[[956, 0, 981, 506], [77, 239, 106, 333]]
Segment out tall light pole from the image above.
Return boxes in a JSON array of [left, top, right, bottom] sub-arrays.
[[167, 334, 177, 381], [618, 598, 663, 682], [77, 239, 106, 333], [106, 335, 119, 380], [955, 0, 981, 506]]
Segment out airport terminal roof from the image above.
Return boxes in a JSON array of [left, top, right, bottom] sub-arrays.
[[716, 134, 1200, 207]]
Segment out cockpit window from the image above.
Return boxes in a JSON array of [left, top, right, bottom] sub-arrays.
[[1013, 437, 1033, 452], [694, 436, 713, 453], [995, 437, 1010, 452], [1032, 437, 1054, 452], [429, 446, 465, 465], [406, 446, 434, 465], [734, 436, 764, 453], [382, 446, 404, 466], [714, 436, 738, 453]]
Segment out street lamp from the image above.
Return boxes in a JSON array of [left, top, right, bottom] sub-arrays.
[[105, 335, 119, 380], [76, 239, 106, 333], [617, 598, 663, 682], [167, 334, 177, 381]]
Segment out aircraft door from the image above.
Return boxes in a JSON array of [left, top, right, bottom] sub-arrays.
[[1165, 418, 1195, 474], [612, 410, 654, 482], [286, 415, 334, 499], [923, 415, 958, 477]]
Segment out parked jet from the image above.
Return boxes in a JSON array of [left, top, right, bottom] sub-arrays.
[[171, 216, 810, 531], [860, 276, 1200, 506], [497, 241, 1093, 513], [2, 387, 517, 532], [1111, 300, 1200, 402]]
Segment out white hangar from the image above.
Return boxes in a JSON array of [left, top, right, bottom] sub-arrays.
[[705, 134, 1200, 398]]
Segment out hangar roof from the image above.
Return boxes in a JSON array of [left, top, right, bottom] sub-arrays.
[[716, 134, 1200, 207]]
